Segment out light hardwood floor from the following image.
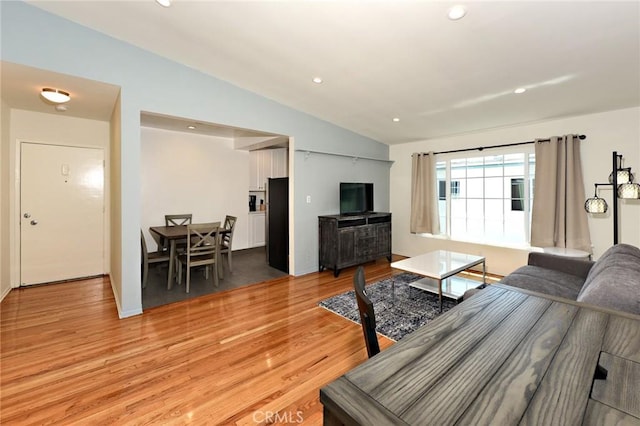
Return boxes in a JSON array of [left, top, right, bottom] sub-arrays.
[[1, 258, 500, 425], [1, 259, 400, 425]]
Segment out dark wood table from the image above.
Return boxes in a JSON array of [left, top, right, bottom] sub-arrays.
[[149, 225, 230, 290], [320, 284, 640, 425]]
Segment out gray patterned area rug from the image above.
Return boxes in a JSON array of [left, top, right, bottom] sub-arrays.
[[319, 272, 457, 342]]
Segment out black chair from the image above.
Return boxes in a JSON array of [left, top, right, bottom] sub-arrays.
[[353, 266, 380, 358]]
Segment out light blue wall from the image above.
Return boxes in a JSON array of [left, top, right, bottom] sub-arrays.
[[1, 1, 389, 315], [294, 152, 391, 272]]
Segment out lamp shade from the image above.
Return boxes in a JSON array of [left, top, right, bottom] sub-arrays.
[[41, 88, 70, 104], [584, 196, 608, 213], [609, 169, 634, 184], [618, 182, 640, 199]]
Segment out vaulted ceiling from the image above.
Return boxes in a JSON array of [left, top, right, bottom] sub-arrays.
[[10, 1, 640, 144]]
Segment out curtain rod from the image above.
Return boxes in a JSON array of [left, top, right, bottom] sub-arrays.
[[422, 134, 586, 156]]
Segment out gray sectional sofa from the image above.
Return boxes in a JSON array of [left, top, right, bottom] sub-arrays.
[[499, 243, 640, 316]]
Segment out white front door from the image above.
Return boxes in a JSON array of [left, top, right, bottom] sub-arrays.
[[20, 142, 105, 286]]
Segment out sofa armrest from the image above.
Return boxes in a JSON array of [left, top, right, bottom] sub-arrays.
[[527, 252, 594, 279]]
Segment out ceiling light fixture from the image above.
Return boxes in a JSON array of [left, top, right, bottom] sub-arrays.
[[156, 0, 171, 7], [41, 88, 70, 103], [312, 77, 323, 84], [447, 5, 467, 21], [514, 87, 527, 94], [392, 117, 400, 122], [187, 125, 196, 130]]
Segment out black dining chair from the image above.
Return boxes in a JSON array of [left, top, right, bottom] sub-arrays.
[[354, 266, 380, 358]]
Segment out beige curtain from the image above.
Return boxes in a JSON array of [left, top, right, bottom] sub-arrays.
[[410, 152, 440, 234], [530, 135, 592, 252]]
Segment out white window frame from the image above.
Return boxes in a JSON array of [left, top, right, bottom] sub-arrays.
[[433, 145, 535, 248]]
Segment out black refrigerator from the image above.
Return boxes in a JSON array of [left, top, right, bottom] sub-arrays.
[[266, 177, 289, 273]]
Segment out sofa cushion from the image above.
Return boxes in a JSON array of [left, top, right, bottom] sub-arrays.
[[577, 244, 640, 315], [500, 265, 585, 300]]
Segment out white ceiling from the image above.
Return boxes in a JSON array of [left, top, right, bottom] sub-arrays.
[[0, 61, 281, 141], [11, 1, 640, 145], [1, 61, 120, 121]]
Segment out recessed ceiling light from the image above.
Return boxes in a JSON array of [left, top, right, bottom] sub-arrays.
[[392, 117, 400, 122], [187, 125, 196, 130], [312, 77, 323, 84], [447, 5, 467, 20], [514, 87, 527, 94], [156, 0, 171, 7], [41, 88, 70, 103]]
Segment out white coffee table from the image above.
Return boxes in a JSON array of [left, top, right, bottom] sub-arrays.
[[391, 250, 486, 312]]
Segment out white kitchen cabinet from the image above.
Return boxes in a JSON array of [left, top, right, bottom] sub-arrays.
[[249, 151, 259, 190], [270, 148, 288, 178], [249, 148, 288, 190], [248, 212, 266, 247], [249, 150, 270, 191]]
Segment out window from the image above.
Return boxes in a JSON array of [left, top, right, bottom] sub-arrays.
[[435, 150, 535, 246], [451, 181, 460, 197], [438, 180, 459, 200], [511, 178, 524, 211]]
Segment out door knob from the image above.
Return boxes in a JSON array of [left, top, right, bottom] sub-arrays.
[[30, 220, 38, 226], [24, 213, 31, 218]]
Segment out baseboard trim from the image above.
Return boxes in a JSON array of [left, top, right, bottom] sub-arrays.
[[0, 285, 12, 303], [109, 277, 143, 319]]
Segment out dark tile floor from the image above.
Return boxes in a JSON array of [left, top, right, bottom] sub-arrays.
[[142, 247, 289, 310]]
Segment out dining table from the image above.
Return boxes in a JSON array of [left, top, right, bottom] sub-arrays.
[[149, 225, 230, 290]]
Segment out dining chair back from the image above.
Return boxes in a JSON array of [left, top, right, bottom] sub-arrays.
[[353, 266, 380, 358], [165, 214, 193, 253], [141, 230, 171, 288], [149, 231, 165, 254], [165, 214, 193, 226], [176, 222, 221, 293], [220, 215, 237, 272]]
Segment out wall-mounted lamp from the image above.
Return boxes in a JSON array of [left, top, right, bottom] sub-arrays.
[[41, 88, 70, 104], [585, 151, 640, 244]]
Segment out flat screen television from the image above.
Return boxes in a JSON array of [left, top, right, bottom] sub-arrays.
[[340, 182, 373, 215]]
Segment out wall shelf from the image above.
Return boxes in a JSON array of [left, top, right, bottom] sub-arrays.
[[295, 149, 394, 165]]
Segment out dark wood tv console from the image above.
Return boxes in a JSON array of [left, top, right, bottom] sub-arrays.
[[318, 213, 392, 277]]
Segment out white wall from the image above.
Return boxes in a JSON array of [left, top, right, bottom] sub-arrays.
[[390, 107, 640, 276], [6, 109, 111, 289], [109, 94, 124, 314], [1, 99, 10, 301], [140, 127, 250, 251]]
